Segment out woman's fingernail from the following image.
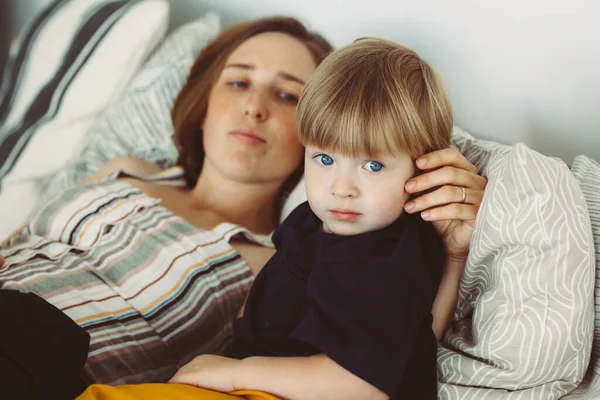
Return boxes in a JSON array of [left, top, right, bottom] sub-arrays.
[[405, 180, 416, 190], [421, 211, 430, 220], [405, 201, 415, 211], [416, 157, 427, 168]]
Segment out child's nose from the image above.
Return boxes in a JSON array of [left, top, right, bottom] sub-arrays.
[[331, 175, 359, 198]]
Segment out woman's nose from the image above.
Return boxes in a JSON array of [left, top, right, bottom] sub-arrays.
[[244, 89, 269, 122]]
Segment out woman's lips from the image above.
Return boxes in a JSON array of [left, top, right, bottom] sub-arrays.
[[231, 129, 266, 145], [330, 210, 361, 222]]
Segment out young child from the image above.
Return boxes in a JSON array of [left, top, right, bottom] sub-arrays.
[[172, 38, 453, 400]]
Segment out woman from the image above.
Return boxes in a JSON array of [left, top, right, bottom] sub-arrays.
[[0, 17, 486, 388]]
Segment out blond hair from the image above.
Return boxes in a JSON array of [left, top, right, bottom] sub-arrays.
[[297, 37, 452, 159]]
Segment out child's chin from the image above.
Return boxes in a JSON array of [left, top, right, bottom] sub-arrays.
[[328, 224, 367, 236]]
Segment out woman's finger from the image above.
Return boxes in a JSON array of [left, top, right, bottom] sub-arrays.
[[405, 185, 484, 214], [421, 203, 479, 222], [415, 147, 477, 173], [405, 165, 487, 193]]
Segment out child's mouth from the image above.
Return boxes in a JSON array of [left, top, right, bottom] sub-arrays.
[[330, 210, 361, 222]]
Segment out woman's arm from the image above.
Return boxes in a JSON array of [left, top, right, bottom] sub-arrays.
[[0, 156, 163, 249], [404, 148, 487, 341], [170, 354, 388, 400], [0, 228, 24, 248], [81, 155, 163, 184], [431, 256, 466, 341]]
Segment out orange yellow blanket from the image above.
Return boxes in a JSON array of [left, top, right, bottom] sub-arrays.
[[77, 384, 279, 400]]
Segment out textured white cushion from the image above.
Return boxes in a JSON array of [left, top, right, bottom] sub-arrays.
[[438, 140, 595, 399], [0, 0, 169, 241]]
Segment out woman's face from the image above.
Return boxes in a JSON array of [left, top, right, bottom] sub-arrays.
[[201, 32, 317, 188]]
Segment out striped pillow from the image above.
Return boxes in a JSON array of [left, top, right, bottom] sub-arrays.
[[37, 11, 221, 207], [438, 141, 595, 399], [0, 0, 169, 241]]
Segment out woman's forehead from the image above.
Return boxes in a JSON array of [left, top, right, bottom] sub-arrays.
[[225, 32, 316, 81]]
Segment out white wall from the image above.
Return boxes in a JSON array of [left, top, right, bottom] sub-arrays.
[[9, 0, 599, 163], [169, 0, 600, 164]]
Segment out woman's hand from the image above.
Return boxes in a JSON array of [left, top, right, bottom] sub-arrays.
[[404, 148, 487, 263], [169, 354, 241, 393], [404, 148, 487, 340]]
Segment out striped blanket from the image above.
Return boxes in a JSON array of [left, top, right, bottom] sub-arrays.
[[0, 173, 272, 385]]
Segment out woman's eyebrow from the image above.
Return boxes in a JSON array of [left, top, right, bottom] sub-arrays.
[[277, 72, 305, 85], [224, 63, 305, 85]]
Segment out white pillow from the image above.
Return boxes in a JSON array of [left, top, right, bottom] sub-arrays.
[[0, 0, 170, 241]]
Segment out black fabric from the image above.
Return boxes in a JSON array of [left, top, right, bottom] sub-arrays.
[[226, 202, 444, 399], [0, 290, 90, 400]]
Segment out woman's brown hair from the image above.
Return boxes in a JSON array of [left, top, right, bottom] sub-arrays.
[[171, 16, 333, 190]]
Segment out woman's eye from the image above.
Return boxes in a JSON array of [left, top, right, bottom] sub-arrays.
[[364, 161, 384, 172], [228, 81, 248, 89], [278, 91, 299, 104], [315, 154, 334, 166]]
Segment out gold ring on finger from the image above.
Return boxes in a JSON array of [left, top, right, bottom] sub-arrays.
[[460, 186, 466, 203]]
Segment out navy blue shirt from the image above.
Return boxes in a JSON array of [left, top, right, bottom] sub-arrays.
[[226, 202, 444, 399]]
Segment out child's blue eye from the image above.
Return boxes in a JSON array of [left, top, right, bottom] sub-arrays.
[[364, 161, 384, 172], [315, 154, 334, 166]]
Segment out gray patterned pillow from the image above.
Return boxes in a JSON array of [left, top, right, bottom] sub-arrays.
[[561, 155, 600, 400], [438, 140, 595, 399], [451, 126, 510, 169]]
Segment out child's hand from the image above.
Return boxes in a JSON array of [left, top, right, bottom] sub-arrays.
[[169, 354, 241, 393], [403, 147, 487, 263]]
